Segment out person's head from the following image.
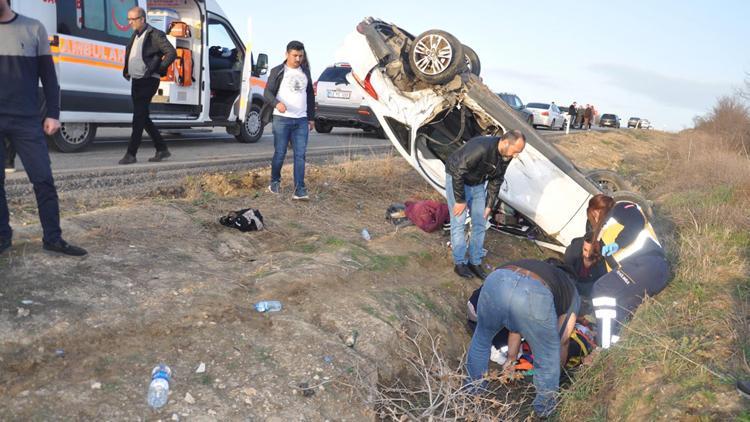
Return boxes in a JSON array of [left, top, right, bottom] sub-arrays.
[[587, 194, 615, 227], [127, 6, 147, 32], [285, 40, 306, 69], [0, 0, 12, 16], [498, 129, 526, 162]]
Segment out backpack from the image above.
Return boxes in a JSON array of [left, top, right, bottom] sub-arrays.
[[219, 208, 264, 232]]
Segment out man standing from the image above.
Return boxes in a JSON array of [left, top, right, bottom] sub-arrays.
[[584, 104, 593, 130], [119, 6, 176, 165], [568, 102, 577, 129], [262, 41, 315, 200], [445, 130, 526, 279], [0, 0, 86, 256]]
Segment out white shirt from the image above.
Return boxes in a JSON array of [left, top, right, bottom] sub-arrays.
[[273, 65, 308, 119]]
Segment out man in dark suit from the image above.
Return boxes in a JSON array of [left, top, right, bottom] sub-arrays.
[[119, 6, 176, 165]]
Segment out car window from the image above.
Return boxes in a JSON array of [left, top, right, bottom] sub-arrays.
[[318, 66, 351, 84], [602, 114, 615, 119], [526, 103, 549, 109], [83, 0, 106, 31]]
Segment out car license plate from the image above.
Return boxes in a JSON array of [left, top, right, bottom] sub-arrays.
[[327, 90, 350, 99]]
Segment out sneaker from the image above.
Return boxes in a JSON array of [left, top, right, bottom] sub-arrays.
[[4, 160, 14, 173], [292, 187, 309, 200], [454, 264, 474, 279], [268, 181, 280, 194], [468, 263, 488, 280], [118, 153, 137, 165], [43, 239, 88, 256], [148, 150, 171, 162], [0, 237, 11, 254]]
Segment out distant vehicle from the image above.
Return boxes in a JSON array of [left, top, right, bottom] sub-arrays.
[[638, 119, 652, 129], [525, 102, 566, 130], [627, 117, 641, 128], [497, 93, 533, 125], [599, 114, 621, 128], [314, 63, 383, 136]]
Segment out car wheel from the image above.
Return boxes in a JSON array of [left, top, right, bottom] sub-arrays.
[[408, 29, 464, 85], [235, 103, 264, 143], [462, 44, 481, 76], [314, 121, 333, 134], [586, 169, 632, 195], [48, 122, 97, 152], [612, 190, 654, 219], [560, 120, 566, 131]]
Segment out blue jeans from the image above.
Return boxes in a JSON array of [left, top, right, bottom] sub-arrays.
[[0, 115, 62, 243], [271, 116, 309, 189], [445, 173, 486, 265], [466, 269, 561, 416]]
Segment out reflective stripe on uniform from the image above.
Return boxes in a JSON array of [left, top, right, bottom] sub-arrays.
[[592, 296, 617, 308]]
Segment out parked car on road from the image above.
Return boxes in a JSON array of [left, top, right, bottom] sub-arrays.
[[599, 113, 621, 128], [314, 63, 383, 136], [497, 93, 534, 126], [637, 119, 652, 129], [525, 102, 566, 130], [339, 17, 650, 252], [627, 117, 641, 128]]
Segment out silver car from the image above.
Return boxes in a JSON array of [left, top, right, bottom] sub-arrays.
[[525, 102, 566, 130]]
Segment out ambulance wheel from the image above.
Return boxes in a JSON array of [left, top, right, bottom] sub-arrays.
[[236, 103, 263, 143], [49, 122, 97, 153]]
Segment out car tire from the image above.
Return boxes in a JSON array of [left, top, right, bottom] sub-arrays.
[[462, 44, 481, 76], [314, 121, 333, 134], [586, 169, 632, 195], [48, 122, 97, 153], [235, 103, 264, 143], [408, 29, 464, 85], [612, 190, 654, 219]]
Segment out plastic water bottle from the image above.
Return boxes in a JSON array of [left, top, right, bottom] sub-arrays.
[[254, 300, 282, 313], [147, 364, 171, 409], [361, 228, 371, 241]]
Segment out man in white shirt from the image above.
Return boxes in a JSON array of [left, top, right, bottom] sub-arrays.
[[261, 41, 315, 200]]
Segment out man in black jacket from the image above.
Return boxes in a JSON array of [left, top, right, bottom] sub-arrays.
[[119, 6, 176, 165], [261, 41, 315, 200], [445, 130, 525, 279], [563, 231, 606, 297]]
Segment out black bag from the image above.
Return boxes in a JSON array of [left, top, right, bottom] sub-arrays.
[[219, 208, 264, 232]]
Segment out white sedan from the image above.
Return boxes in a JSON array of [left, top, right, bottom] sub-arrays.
[[525, 102, 566, 130], [338, 17, 648, 252]]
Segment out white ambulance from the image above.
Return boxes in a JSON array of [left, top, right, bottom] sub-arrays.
[[14, 0, 268, 152]]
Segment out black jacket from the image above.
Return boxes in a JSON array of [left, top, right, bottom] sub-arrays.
[[123, 25, 176, 80], [445, 136, 511, 207], [261, 62, 315, 125]]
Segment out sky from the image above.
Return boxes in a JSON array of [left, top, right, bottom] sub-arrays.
[[217, 0, 750, 131]]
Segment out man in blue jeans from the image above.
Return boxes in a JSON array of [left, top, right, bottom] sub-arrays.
[[261, 41, 315, 200], [445, 130, 525, 279], [466, 259, 579, 417], [0, 0, 86, 256]]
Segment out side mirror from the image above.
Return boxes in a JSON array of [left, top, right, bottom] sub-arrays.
[[256, 53, 268, 76]]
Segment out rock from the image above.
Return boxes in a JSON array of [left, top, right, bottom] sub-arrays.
[[313, 375, 320, 381], [298, 382, 315, 397], [345, 330, 359, 348], [195, 362, 206, 374], [16, 308, 30, 318], [171, 413, 180, 421], [207, 409, 217, 416], [91, 382, 102, 390], [242, 387, 257, 397], [184, 392, 196, 404]]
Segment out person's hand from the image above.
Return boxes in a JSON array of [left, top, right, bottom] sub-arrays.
[[308, 120, 314, 131], [453, 203, 467, 217], [275, 102, 287, 113], [43, 118, 61, 135], [602, 242, 619, 256], [483, 207, 492, 219], [123, 73, 131, 81]]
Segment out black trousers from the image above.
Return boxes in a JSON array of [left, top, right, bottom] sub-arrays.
[[127, 77, 167, 156], [4, 136, 15, 167]]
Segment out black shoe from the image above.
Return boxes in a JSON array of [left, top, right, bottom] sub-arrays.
[[738, 380, 750, 399], [0, 238, 11, 254], [148, 150, 171, 162], [468, 264, 488, 280], [43, 239, 88, 256], [118, 154, 137, 165], [454, 264, 475, 279]]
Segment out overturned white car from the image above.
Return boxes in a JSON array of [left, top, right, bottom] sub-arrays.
[[339, 18, 649, 252]]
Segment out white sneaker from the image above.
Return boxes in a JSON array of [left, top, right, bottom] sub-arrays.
[[4, 167, 15, 174], [490, 345, 507, 365]]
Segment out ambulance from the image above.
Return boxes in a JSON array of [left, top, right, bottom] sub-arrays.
[[14, 0, 269, 152]]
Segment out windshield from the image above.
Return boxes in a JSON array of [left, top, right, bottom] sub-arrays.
[[526, 103, 549, 109]]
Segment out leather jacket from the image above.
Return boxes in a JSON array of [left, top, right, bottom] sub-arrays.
[[261, 62, 315, 125], [445, 136, 511, 207], [123, 25, 176, 80]]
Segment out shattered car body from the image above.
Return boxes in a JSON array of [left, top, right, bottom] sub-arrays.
[[338, 18, 628, 252]]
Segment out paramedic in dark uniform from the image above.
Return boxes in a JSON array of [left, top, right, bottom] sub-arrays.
[[466, 258, 579, 417], [119, 6, 176, 165], [0, 0, 87, 256], [587, 194, 669, 349]]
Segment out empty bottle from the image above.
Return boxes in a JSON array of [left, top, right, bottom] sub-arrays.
[[254, 300, 282, 313], [361, 228, 371, 241], [147, 364, 172, 409]]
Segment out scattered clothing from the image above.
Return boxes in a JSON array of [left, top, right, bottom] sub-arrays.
[[385, 203, 412, 227], [404, 200, 449, 232], [219, 208, 265, 232]]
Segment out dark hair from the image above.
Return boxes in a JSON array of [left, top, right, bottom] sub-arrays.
[[501, 129, 525, 144], [286, 40, 305, 52], [587, 194, 615, 255], [583, 231, 594, 243]]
